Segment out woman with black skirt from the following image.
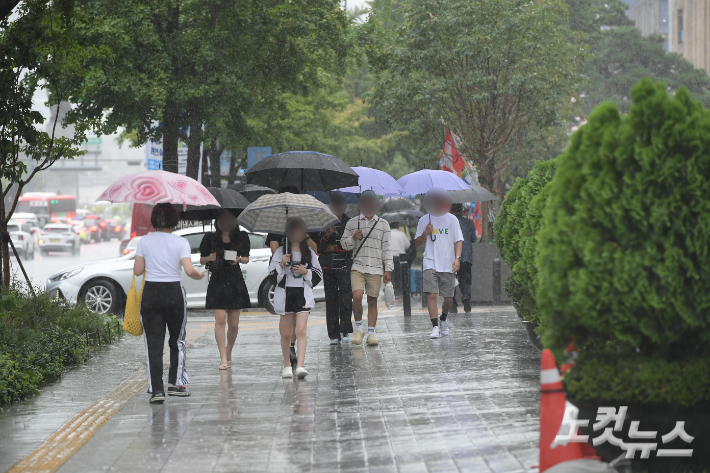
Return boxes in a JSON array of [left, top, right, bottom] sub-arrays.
[[134, 204, 206, 404], [200, 211, 252, 370]]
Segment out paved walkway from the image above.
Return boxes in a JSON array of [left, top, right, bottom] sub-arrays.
[[3, 304, 541, 473]]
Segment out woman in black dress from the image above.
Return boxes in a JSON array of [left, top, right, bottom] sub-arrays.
[[200, 211, 251, 370]]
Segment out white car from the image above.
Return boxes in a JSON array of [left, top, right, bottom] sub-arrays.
[[38, 223, 81, 256], [44, 226, 324, 314], [7, 222, 35, 259]]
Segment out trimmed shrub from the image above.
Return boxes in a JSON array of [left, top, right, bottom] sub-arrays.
[[495, 158, 556, 326], [0, 287, 121, 405], [536, 79, 710, 404]]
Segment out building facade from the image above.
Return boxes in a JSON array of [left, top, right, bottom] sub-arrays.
[[624, 0, 710, 75]]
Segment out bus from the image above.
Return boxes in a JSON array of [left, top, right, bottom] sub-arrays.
[[17, 193, 77, 223]]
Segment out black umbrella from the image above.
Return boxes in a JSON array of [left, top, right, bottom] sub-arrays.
[[244, 151, 359, 192], [177, 187, 250, 221], [381, 197, 416, 212], [381, 209, 424, 226], [227, 182, 277, 202]]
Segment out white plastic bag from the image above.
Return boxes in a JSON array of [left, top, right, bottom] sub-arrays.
[[384, 281, 395, 309]]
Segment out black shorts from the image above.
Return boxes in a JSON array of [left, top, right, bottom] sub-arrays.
[[283, 287, 312, 314]]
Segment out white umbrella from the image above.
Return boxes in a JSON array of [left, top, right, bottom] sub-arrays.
[[236, 193, 339, 235]]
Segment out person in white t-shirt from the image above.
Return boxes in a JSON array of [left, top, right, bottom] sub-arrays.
[[414, 188, 463, 339], [133, 204, 206, 404], [389, 223, 411, 256]]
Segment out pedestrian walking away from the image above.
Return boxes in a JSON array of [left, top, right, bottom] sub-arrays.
[[200, 211, 252, 371], [341, 190, 393, 346], [414, 188, 463, 339], [449, 203, 476, 313], [133, 204, 207, 404], [316, 191, 354, 345], [268, 217, 323, 379]]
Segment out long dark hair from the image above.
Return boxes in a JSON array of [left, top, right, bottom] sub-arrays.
[[283, 217, 311, 265], [214, 217, 248, 256]]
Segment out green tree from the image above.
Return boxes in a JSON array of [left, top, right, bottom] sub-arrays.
[[0, 0, 102, 287], [368, 0, 583, 240], [70, 0, 350, 175], [537, 79, 710, 403]]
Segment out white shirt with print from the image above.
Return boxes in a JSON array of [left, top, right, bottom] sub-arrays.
[[415, 213, 463, 273]]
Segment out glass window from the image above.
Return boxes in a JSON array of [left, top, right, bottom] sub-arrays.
[[7, 225, 19, 233], [248, 233, 265, 249], [678, 10, 684, 44], [182, 233, 206, 253]]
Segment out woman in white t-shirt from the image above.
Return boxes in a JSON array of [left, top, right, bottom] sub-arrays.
[[267, 218, 322, 379], [133, 203, 206, 405]]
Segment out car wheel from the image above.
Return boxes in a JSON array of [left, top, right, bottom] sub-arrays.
[[26, 245, 34, 260], [82, 280, 119, 314], [258, 279, 276, 315], [72, 244, 78, 256], [41, 249, 48, 256]]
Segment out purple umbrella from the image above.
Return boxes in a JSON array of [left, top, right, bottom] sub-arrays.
[[397, 169, 470, 195], [336, 166, 404, 195]]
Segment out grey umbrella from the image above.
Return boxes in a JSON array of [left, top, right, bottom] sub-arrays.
[[227, 182, 276, 202], [244, 151, 359, 192], [449, 186, 497, 203], [236, 193, 339, 235], [177, 187, 250, 220], [380, 197, 416, 212], [381, 209, 425, 226]]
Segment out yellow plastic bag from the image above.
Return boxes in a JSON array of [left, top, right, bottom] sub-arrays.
[[123, 272, 145, 336]]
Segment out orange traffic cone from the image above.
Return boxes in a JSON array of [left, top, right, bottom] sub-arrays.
[[539, 349, 598, 471]]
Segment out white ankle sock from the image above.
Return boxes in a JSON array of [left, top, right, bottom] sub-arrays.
[[368, 327, 375, 335], [356, 321, 363, 332]]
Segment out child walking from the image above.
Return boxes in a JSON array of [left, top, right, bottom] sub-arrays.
[[268, 218, 322, 379]]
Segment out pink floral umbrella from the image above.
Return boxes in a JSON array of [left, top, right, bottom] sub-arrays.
[[96, 170, 220, 210]]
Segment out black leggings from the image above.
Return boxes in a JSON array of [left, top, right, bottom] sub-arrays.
[[140, 281, 188, 394]]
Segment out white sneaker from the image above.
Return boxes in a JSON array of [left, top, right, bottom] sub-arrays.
[[341, 333, 351, 342], [281, 367, 293, 378], [441, 321, 449, 335], [430, 326, 440, 339], [330, 338, 340, 345], [295, 367, 308, 378]]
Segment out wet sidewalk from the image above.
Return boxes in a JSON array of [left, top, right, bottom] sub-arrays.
[[4, 305, 541, 473]]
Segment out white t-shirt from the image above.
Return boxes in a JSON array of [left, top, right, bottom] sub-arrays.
[[135, 232, 191, 282], [415, 213, 463, 273], [390, 228, 411, 256]]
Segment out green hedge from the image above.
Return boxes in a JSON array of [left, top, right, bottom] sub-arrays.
[[495, 158, 556, 326], [0, 288, 121, 405], [536, 79, 710, 403]]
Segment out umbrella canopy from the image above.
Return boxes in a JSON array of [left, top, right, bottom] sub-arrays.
[[177, 187, 250, 220], [244, 151, 359, 192], [96, 170, 219, 210], [449, 186, 497, 204], [397, 169, 470, 195], [381, 209, 424, 226], [227, 182, 276, 202], [335, 166, 404, 195], [305, 191, 359, 205], [237, 193, 339, 234], [380, 197, 416, 212]]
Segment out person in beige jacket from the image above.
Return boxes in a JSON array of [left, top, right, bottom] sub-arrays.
[[341, 191, 393, 346]]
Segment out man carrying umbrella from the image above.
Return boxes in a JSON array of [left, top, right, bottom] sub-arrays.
[[341, 191, 393, 346], [316, 191, 354, 345], [414, 188, 463, 339]]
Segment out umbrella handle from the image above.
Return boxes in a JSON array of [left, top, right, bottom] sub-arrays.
[[429, 214, 436, 242]]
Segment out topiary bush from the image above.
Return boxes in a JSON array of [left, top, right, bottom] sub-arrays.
[[0, 286, 121, 405], [536, 78, 710, 404], [495, 158, 556, 326]]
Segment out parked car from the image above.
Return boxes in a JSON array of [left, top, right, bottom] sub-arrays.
[[104, 219, 123, 240], [38, 223, 81, 256], [118, 229, 134, 256], [81, 215, 107, 242], [121, 235, 142, 256], [7, 222, 35, 259], [45, 226, 324, 314]]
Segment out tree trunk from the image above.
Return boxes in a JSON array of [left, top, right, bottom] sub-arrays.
[[208, 140, 224, 187], [185, 120, 202, 180], [201, 145, 210, 185], [1, 235, 9, 288], [162, 131, 179, 173]]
